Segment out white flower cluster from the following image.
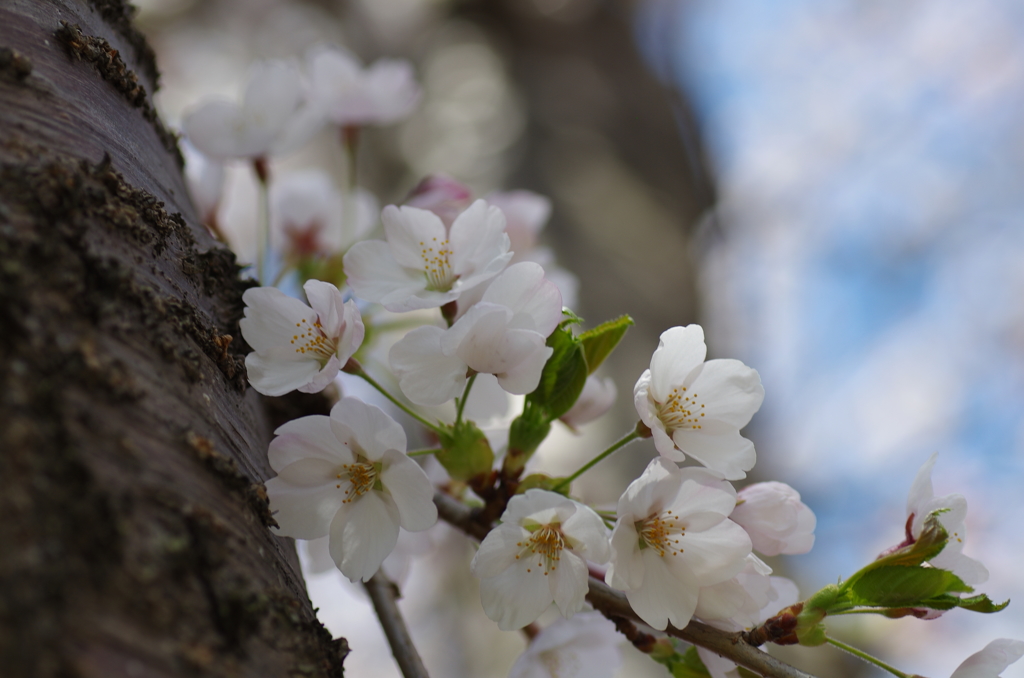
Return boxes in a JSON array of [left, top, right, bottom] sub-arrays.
[[187, 45, 1018, 678]]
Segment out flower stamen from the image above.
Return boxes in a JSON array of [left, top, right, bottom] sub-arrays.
[[418, 237, 456, 291], [335, 460, 380, 503], [658, 386, 704, 432], [291, 316, 338, 363], [514, 523, 566, 575], [636, 509, 685, 557]]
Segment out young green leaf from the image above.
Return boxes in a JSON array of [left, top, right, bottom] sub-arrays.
[[528, 326, 588, 420], [579, 314, 634, 374], [847, 565, 971, 608]]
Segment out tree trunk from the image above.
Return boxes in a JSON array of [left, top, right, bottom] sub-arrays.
[[0, 2, 345, 677]]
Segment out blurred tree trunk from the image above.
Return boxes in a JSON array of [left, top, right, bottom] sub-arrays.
[[0, 2, 344, 677], [459, 0, 716, 332]]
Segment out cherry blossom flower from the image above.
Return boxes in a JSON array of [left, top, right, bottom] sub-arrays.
[[605, 458, 751, 631], [183, 60, 323, 161], [903, 453, 988, 586], [306, 45, 421, 127], [508, 612, 622, 678], [240, 280, 364, 396], [633, 324, 764, 480], [270, 170, 378, 260], [265, 397, 437, 582], [949, 639, 1024, 678], [344, 199, 512, 312], [730, 482, 816, 556], [470, 489, 610, 631], [486, 190, 551, 260], [388, 262, 562, 406], [695, 575, 799, 678], [560, 375, 617, 431]]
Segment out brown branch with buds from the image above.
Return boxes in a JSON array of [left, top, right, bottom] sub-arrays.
[[433, 491, 819, 678]]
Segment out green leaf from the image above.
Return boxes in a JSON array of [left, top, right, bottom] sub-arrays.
[[848, 566, 971, 608], [957, 594, 1010, 613], [528, 326, 588, 420], [436, 421, 494, 482], [841, 510, 950, 594], [579, 315, 634, 374]]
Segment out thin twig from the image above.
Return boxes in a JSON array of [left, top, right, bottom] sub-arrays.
[[432, 492, 819, 678], [364, 572, 431, 678]]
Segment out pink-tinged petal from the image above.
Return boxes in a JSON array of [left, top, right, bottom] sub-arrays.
[[266, 473, 346, 539], [447, 200, 508, 275], [269, 415, 350, 469], [245, 350, 322, 397], [690, 359, 765, 428], [343, 240, 425, 307], [297, 357, 341, 394], [329, 397, 407, 460], [479, 558, 558, 631], [380, 451, 437, 531], [404, 175, 473, 227], [950, 639, 1024, 678], [183, 100, 246, 159], [671, 428, 755, 481], [481, 262, 563, 335], [330, 490, 401, 582], [381, 204, 449, 271], [649, 326, 707, 403], [626, 550, 700, 631], [390, 325, 468, 406], [676, 520, 751, 586], [549, 549, 590, 618], [494, 334, 553, 396], [240, 286, 313, 353]]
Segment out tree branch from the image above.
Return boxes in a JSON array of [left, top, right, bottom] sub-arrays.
[[432, 492, 818, 678], [364, 572, 431, 678]]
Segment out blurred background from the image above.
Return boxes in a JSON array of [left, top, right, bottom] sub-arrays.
[[137, 0, 1024, 675]]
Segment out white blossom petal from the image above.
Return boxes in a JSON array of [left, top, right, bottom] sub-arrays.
[[950, 639, 1024, 678], [330, 490, 401, 582], [389, 325, 467, 406], [380, 450, 437, 532], [329, 397, 407, 461]]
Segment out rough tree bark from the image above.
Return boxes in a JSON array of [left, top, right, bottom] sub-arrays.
[[0, 2, 345, 677]]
